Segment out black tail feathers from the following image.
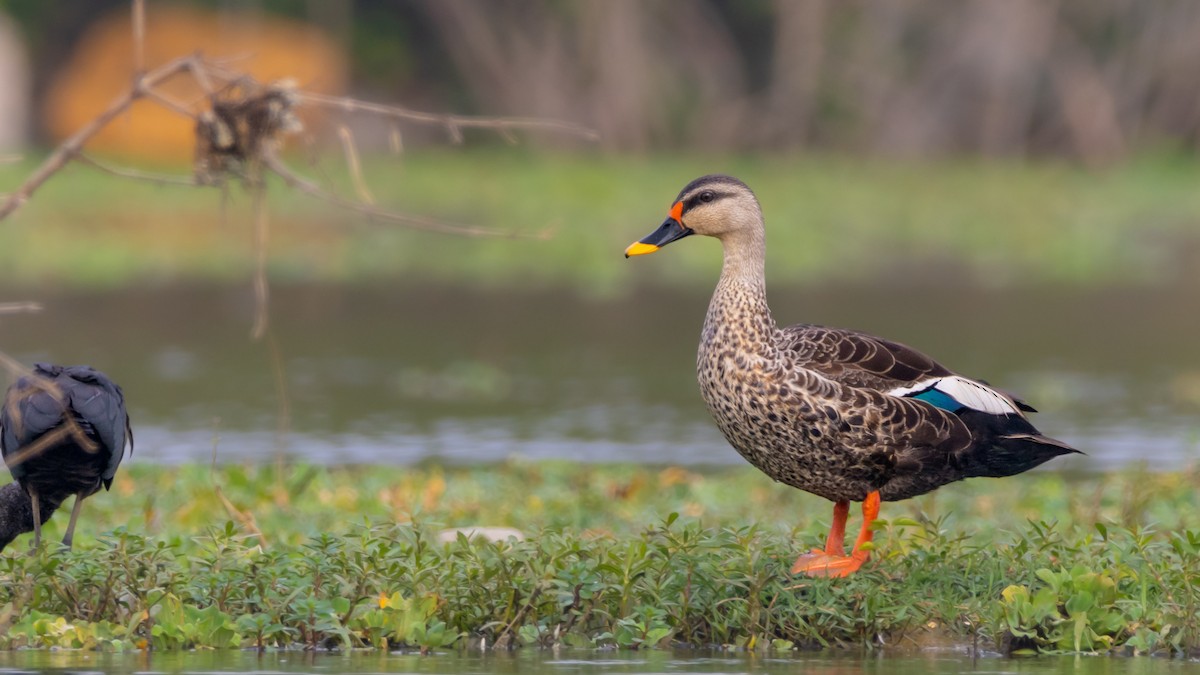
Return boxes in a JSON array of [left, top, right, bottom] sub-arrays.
[[969, 432, 1082, 478], [953, 409, 1081, 479]]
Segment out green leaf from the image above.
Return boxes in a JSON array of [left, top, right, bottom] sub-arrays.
[[1034, 568, 1059, 589], [1073, 615, 1088, 652], [644, 627, 672, 646], [1065, 590, 1094, 617]]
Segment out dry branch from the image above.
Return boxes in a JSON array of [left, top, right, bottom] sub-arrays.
[[209, 424, 269, 548], [0, 302, 42, 315], [131, 0, 146, 79], [263, 152, 547, 238], [298, 90, 600, 142], [0, 54, 200, 221], [77, 155, 197, 187], [0, 350, 32, 380], [0, 361, 100, 471], [250, 186, 270, 340], [144, 88, 198, 120], [0, 3, 595, 520], [0, 6, 591, 352], [0, 425, 99, 471], [337, 126, 374, 205]]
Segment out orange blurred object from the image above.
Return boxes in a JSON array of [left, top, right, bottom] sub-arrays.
[[44, 5, 347, 164]]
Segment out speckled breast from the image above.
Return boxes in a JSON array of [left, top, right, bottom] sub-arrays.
[[695, 335, 889, 503]]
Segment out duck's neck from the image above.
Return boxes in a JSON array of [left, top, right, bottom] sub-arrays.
[[703, 230, 776, 349]]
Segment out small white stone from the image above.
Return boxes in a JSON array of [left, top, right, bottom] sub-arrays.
[[436, 526, 526, 543]]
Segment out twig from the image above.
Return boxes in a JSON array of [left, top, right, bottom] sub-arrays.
[[1, 423, 99, 470], [337, 126, 374, 205], [77, 155, 197, 187], [200, 53, 258, 74], [0, 573, 35, 643], [0, 363, 100, 471], [250, 185, 270, 340], [495, 584, 544, 648], [213, 483, 268, 548], [0, 302, 42, 314], [131, 0, 146, 79], [0, 349, 31, 378], [209, 422, 268, 548], [0, 54, 199, 221], [264, 153, 548, 239], [296, 91, 600, 141], [190, 53, 218, 96], [264, 330, 292, 504], [143, 88, 198, 120]]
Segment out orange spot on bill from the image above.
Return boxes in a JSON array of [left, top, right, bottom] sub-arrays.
[[669, 201, 684, 221]]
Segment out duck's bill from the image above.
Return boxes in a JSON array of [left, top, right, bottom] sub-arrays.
[[624, 218, 693, 258]]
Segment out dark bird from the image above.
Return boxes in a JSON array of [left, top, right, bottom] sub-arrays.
[[1, 363, 132, 549], [625, 175, 1079, 577], [0, 482, 64, 552]]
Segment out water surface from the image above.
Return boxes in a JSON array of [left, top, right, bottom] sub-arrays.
[[0, 282, 1194, 470], [0, 649, 1194, 675]]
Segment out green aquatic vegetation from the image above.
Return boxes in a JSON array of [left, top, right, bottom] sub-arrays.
[[0, 462, 1198, 655], [996, 524, 1200, 654]]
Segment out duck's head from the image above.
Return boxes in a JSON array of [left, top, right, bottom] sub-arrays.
[[625, 174, 762, 257]]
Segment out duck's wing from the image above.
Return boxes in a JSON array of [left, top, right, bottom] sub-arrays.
[[781, 324, 1037, 412], [796, 369, 975, 498], [817, 376, 1078, 501], [783, 328, 1076, 500]]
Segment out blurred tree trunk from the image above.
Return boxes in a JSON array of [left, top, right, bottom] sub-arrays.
[[416, 0, 747, 151], [397, 0, 1200, 158], [1050, 24, 1125, 166], [579, 0, 655, 150], [17, 0, 1200, 157], [969, 0, 1057, 158], [755, 0, 827, 149]]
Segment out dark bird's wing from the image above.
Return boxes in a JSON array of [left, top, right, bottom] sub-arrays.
[[2, 364, 70, 482], [1, 364, 130, 489], [59, 365, 130, 487]]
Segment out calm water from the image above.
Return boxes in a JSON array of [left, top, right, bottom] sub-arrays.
[[0, 282, 1195, 470], [0, 649, 1194, 675]]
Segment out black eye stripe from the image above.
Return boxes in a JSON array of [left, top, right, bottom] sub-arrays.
[[682, 190, 729, 214]]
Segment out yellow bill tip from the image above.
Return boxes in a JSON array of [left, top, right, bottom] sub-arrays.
[[624, 242, 660, 258]]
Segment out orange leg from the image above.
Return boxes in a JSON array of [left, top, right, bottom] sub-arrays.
[[791, 491, 881, 578], [823, 500, 850, 554]]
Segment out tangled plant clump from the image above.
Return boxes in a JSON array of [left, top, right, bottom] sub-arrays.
[[194, 79, 302, 186]]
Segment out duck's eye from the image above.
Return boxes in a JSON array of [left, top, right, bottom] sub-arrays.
[[699, 190, 716, 203]]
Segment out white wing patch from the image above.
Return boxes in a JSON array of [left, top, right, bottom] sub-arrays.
[[889, 376, 1021, 415]]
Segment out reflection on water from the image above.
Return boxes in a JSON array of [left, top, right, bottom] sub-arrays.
[[0, 648, 1193, 675], [0, 282, 1195, 470]]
